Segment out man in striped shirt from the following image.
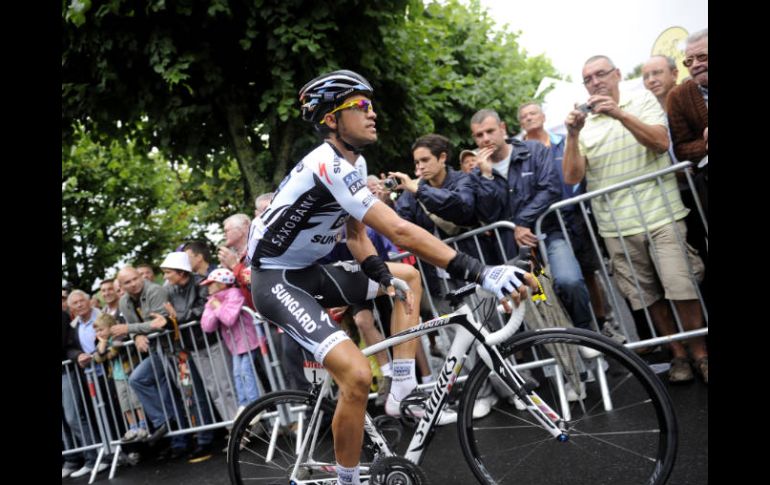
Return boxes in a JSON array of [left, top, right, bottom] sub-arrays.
[[562, 55, 708, 384]]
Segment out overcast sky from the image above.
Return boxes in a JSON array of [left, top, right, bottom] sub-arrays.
[[476, 0, 708, 79]]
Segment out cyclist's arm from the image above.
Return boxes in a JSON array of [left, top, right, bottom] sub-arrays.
[[345, 217, 380, 263], [362, 201, 457, 269]]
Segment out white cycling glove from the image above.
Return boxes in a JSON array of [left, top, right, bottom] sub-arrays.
[[479, 265, 527, 300]]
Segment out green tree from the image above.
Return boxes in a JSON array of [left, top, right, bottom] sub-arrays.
[[62, 0, 557, 198], [62, 122, 202, 290]]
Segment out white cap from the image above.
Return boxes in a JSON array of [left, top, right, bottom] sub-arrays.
[[160, 251, 192, 273]]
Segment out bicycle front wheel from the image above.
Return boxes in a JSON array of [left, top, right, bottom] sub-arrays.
[[227, 390, 338, 485], [457, 328, 677, 485]]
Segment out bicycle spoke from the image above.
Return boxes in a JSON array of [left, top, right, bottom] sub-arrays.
[[568, 429, 659, 463]]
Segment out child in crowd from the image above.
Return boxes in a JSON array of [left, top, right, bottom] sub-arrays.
[[200, 268, 262, 417], [92, 313, 149, 442]]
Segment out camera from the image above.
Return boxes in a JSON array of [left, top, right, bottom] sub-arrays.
[[382, 177, 399, 190], [577, 103, 593, 114]]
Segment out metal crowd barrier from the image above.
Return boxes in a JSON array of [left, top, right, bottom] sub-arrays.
[[534, 161, 708, 348], [61, 308, 290, 481]]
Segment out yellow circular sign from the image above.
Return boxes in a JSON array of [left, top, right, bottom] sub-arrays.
[[652, 26, 690, 83]]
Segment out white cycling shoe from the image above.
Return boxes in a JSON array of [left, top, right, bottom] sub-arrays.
[[384, 394, 457, 426]]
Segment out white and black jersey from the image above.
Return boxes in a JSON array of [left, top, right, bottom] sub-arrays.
[[247, 142, 379, 270], [247, 142, 382, 364]]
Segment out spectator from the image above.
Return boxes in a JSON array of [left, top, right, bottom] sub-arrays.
[[642, 55, 679, 110], [563, 54, 708, 383], [666, 28, 709, 248], [218, 213, 255, 309], [136, 263, 156, 282], [160, 251, 236, 461], [517, 101, 618, 339], [114, 278, 124, 300], [254, 192, 274, 218], [667, 29, 708, 164], [99, 278, 122, 319], [184, 240, 217, 277], [470, 109, 595, 334], [92, 312, 149, 442], [62, 308, 86, 478], [115, 266, 195, 462], [200, 268, 261, 417], [459, 148, 478, 174], [64, 290, 111, 478], [62, 287, 70, 314], [367, 175, 395, 208]]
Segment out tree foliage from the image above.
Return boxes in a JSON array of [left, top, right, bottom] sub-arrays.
[[62, 0, 557, 191], [62, 122, 202, 289], [62, 0, 559, 286]]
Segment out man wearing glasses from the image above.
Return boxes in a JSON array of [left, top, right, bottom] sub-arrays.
[[666, 29, 708, 220], [562, 55, 708, 385]]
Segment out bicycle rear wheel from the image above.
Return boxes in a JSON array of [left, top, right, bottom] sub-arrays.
[[227, 390, 339, 485], [457, 328, 677, 485]]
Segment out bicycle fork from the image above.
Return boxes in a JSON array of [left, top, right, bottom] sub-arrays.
[[477, 344, 570, 442]]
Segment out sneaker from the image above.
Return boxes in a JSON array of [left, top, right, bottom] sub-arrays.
[[693, 356, 708, 384], [384, 394, 457, 426], [62, 464, 79, 478], [601, 321, 627, 344], [565, 381, 586, 402], [375, 376, 392, 407], [135, 427, 149, 440], [472, 395, 499, 419], [668, 357, 694, 383], [188, 444, 214, 464]]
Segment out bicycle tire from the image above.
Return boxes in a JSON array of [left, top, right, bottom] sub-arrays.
[[227, 390, 340, 485], [457, 328, 677, 485]]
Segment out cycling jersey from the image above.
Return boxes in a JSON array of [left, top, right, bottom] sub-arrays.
[[247, 142, 380, 269], [247, 142, 383, 363]]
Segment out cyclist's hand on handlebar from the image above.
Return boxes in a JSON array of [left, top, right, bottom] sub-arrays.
[[480, 265, 533, 306], [383, 277, 414, 315]]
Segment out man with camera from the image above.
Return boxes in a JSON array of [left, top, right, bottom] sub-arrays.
[[563, 55, 708, 384]]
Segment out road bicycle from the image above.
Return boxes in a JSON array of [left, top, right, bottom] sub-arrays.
[[227, 280, 677, 484]]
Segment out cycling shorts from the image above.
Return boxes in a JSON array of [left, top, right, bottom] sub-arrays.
[[251, 262, 380, 364]]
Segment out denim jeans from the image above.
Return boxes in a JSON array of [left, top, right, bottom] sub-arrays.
[[545, 235, 593, 329], [233, 353, 261, 408], [129, 351, 213, 449], [62, 371, 98, 466]]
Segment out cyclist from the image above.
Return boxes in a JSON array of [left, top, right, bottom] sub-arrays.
[[247, 69, 534, 485]]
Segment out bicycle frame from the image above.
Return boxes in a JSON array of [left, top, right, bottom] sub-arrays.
[[287, 300, 570, 482]]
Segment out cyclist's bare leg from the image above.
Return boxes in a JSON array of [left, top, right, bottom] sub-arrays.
[[384, 262, 422, 359], [352, 309, 389, 368], [323, 339, 373, 467]]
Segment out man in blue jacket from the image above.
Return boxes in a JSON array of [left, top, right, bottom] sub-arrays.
[[470, 109, 593, 332], [390, 134, 488, 299]]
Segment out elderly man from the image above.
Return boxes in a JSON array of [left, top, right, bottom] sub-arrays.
[[63, 290, 111, 478], [667, 28, 708, 222], [563, 55, 708, 384]]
